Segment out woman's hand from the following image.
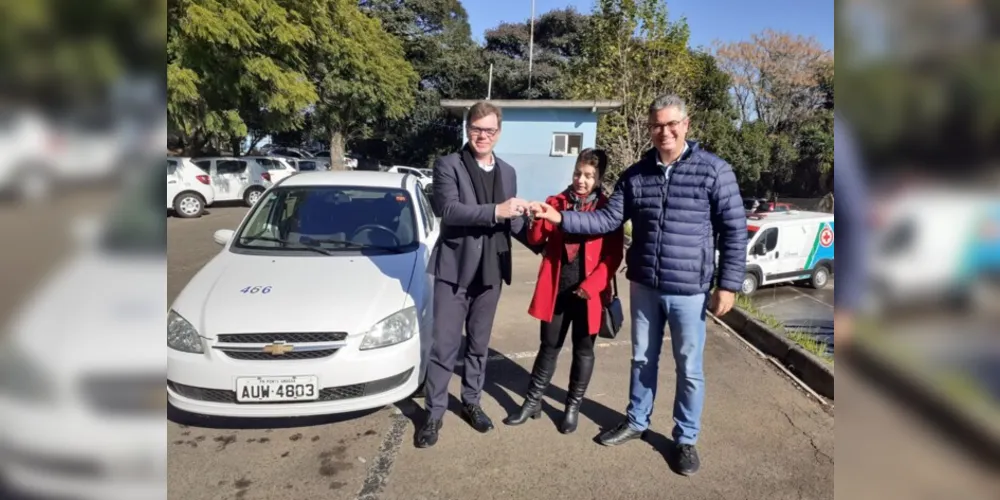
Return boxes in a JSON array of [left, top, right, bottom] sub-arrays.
[[573, 288, 590, 300]]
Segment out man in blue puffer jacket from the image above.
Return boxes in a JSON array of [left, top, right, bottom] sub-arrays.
[[532, 94, 747, 476]]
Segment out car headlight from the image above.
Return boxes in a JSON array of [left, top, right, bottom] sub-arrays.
[[0, 343, 56, 403], [168, 310, 204, 354], [359, 307, 418, 351]]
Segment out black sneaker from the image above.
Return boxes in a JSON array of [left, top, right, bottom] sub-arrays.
[[597, 421, 646, 446], [415, 418, 442, 448], [461, 404, 494, 433], [672, 444, 700, 476]]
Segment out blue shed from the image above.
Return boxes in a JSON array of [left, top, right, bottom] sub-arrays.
[[440, 99, 622, 204]]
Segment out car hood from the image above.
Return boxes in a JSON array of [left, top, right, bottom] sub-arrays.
[[6, 250, 165, 374], [171, 251, 418, 338]]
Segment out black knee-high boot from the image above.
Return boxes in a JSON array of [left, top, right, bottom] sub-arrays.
[[560, 351, 595, 434], [503, 347, 557, 425]]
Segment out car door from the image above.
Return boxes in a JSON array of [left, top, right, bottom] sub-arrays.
[[215, 160, 247, 200], [166, 160, 181, 207], [750, 226, 781, 284], [776, 223, 813, 278]]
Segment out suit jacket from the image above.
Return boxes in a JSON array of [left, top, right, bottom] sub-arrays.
[[429, 151, 529, 288]]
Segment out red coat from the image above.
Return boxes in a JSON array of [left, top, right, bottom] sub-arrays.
[[527, 192, 626, 335]]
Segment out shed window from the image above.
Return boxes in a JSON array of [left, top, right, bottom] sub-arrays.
[[551, 133, 583, 156]]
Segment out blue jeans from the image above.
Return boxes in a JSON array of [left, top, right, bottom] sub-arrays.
[[626, 281, 708, 445]]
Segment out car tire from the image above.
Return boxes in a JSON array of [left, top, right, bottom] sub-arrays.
[[243, 187, 265, 207], [173, 192, 205, 218], [810, 265, 830, 289], [741, 273, 759, 295]]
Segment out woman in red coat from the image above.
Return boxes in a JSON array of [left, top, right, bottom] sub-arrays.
[[502, 148, 625, 434]]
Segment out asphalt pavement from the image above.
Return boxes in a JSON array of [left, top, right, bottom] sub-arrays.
[[749, 280, 834, 355], [166, 205, 834, 500]]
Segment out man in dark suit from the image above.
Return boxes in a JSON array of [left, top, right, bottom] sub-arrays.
[[416, 101, 529, 448]]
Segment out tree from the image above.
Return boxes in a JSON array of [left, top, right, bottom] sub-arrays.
[[482, 7, 589, 99], [168, 0, 318, 155], [714, 29, 832, 131], [360, 0, 483, 166], [300, 0, 419, 169], [566, 0, 698, 178]]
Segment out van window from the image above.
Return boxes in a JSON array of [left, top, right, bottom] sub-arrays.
[[194, 160, 211, 171], [759, 227, 778, 253]]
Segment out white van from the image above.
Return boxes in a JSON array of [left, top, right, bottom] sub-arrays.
[[192, 157, 274, 206], [167, 157, 216, 218], [734, 211, 835, 295]]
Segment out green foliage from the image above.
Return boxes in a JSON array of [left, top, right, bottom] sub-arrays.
[[168, 0, 318, 154], [566, 0, 698, 178]]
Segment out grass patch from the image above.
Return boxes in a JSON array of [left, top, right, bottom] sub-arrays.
[[733, 293, 833, 364]]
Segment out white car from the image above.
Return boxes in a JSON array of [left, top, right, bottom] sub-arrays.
[[245, 156, 298, 183], [191, 157, 274, 206], [167, 157, 216, 218], [0, 167, 166, 500], [387, 166, 432, 189], [167, 170, 440, 418]]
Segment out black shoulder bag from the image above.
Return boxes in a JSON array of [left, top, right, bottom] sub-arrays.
[[598, 274, 624, 339]]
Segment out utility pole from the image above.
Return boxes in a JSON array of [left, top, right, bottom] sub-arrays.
[[527, 0, 535, 96], [487, 63, 493, 99]]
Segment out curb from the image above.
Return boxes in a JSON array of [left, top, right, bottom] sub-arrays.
[[849, 339, 1000, 468], [717, 307, 835, 400]]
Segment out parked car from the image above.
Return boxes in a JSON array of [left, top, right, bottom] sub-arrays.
[[387, 166, 432, 189], [167, 157, 216, 218], [191, 157, 274, 206], [167, 170, 439, 418], [244, 156, 297, 183], [0, 164, 165, 500]]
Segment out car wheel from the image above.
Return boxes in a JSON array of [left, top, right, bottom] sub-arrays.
[[244, 187, 264, 207], [173, 192, 205, 218], [741, 273, 759, 295], [810, 266, 830, 289]]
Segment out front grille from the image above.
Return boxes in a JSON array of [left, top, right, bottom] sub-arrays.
[[223, 349, 339, 361], [167, 367, 413, 405], [217, 332, 347, 344], [81, 374, 164, 416]]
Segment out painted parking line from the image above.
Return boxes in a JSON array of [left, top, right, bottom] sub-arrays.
[[790, 287, 834, 308]]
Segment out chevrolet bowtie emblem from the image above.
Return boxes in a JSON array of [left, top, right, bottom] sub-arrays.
[[262, 342, 294, 356]]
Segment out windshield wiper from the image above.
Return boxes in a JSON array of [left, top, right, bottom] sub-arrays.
[[303, 238, 410, 254], [238, 235, 336, 256]]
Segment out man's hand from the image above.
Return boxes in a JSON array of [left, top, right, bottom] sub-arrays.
[[495, 198, 528, 220], [529, 201, 562, 224], [573, 288, 590, 300], [709, 289, 735, 317]]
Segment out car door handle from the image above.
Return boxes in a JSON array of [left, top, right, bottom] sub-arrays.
[[168, 180, 178, 184], [775, 251, 780, 257]]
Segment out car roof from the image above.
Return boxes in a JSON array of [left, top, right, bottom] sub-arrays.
[[278, 170, 416, 189]]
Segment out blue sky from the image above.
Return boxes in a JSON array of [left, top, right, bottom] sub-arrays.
[[465, 0, 833, 51]]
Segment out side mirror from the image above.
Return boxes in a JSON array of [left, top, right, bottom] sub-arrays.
[[752, 242, 766, 256], [213, 229, 235, 246]]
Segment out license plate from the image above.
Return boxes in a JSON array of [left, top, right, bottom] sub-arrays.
[[235, 376, 319, 403]]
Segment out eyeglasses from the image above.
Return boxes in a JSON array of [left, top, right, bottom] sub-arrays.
[[468, 126, 499, 137], [648, 119, 687, 132]]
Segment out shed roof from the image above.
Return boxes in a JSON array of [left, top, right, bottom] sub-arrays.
[[440, 99, 622, 117]]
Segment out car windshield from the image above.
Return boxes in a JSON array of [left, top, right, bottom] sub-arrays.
[[233, 185, 419, 254]]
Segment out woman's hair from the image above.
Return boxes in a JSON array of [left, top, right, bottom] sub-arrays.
[[576, 148, 608, 178]]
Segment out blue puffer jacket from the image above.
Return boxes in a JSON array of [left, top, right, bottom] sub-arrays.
[[561, 141, 748, 295]]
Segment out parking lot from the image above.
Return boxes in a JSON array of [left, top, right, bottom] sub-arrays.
[[167, 205, 834, 500]]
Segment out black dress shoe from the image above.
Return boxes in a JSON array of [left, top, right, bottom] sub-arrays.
[[672, 444, 701, 476], [461, 404, 494, 433], [597, 421, 646, 446], [415, 418, 442, 448]]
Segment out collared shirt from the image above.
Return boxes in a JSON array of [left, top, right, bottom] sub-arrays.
[[656, 141, 690, 182], [477, 154, 495, 172]]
